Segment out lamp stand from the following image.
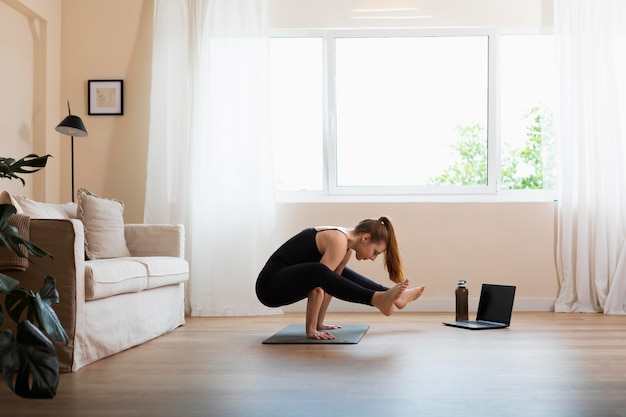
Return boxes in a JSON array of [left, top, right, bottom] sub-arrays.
[[55, 101, 87, 203], [71, 136, 75, 203]]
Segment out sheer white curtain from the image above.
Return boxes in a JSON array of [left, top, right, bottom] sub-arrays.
[[555, 0, 626, 314], [146, 0, 278, 316]]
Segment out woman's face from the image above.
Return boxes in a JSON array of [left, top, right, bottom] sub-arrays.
[[354, 234, 386, 261]]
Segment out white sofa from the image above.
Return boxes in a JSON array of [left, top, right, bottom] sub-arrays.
[[1, 190, 189, 372]]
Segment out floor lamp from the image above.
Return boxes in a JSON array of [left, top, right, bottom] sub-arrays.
[[55, 101, 88, 202]]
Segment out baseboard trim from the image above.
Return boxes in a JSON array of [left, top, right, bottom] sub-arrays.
[[281, 298, 556, 313]]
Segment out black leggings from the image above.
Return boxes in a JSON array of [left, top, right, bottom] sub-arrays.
[[256, 262, 389, 308]]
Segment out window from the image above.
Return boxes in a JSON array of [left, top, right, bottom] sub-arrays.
[[500, 34, 557, 191], [335, 36, 488, 188], [269, 30, 557, 199], [269, 37, 324, 191]]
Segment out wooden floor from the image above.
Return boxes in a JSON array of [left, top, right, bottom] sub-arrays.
[[2, 312, 626, 417]]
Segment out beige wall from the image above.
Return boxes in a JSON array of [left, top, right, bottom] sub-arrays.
[[59, 0, 153, 220], [1, 0, 62, 201], [1, 0, 559, 311], [1, 1, 34, 198], [277, 202, 558, 312]]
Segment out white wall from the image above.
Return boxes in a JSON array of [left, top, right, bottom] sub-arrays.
[[269, 0, 552, 29]]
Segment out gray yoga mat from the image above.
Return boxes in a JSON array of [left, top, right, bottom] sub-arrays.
[[262, 323, 369, 344]]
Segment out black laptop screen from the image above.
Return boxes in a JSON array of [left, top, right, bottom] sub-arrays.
[[476, 284, 516, 324]]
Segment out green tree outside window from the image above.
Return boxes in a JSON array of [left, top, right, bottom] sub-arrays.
[[429, 105, 556, 190]]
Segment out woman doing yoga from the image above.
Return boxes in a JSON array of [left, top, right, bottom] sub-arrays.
[[256, 216, 425, 340]]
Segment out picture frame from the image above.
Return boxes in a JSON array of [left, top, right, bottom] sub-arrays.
[[88, 79, 124, 115]]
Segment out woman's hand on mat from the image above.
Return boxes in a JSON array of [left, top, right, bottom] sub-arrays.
[[317, 324, 342, 330], [307, 330, 335, 340]]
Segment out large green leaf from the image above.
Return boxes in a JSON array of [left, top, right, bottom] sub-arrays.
[[0, 273, 19, 293], [13, 320, 59, 399], [0, 154, 51, 185], [33, 276, 68, 344], [0, 324, 59, 398], [0, 329, 18, 392], [0, 273, 19, 328], [4, 277, 68, 344], [0, 153, 59, 399], [0, 204, 52, 259], [4, 288, 31, 326]]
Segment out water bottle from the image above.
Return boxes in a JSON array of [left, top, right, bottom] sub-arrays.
[[455, 280, 468, 321]]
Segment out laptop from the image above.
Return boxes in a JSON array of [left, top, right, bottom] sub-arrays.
[[443, 284, 516, 330]]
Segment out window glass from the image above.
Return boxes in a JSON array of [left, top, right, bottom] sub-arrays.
[[335, 36, 489, 187], [269, 37, 324, 191], [500, 35, 557, 190]]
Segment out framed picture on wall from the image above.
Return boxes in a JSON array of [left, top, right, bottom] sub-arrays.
[[88, 79, 124, 115]]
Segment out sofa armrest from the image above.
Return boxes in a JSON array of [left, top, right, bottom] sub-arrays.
[[5, 218, 85, 372], [124, 224, 185, 258]]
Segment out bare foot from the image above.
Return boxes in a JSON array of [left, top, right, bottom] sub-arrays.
[[307, 330, 335, 340], [395, 285, 426, 310], [372, 281, 409, 316], [318, 324, 342, 330]]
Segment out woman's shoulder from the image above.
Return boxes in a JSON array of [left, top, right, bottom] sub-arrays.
[[314, 226, 349, 253], [314, 226, 348, 236]]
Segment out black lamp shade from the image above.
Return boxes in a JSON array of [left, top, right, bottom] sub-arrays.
[[55, 115, 88, 137]]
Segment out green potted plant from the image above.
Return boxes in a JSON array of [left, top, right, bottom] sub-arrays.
[[0, 154, 68, 399]]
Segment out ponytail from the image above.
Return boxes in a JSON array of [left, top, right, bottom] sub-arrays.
[[354, 216, 405, 283]]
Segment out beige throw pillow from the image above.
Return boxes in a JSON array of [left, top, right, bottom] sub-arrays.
[[77, 188, 131, 260], [0, 191, 23, 213], [12, 194, 77, 218]]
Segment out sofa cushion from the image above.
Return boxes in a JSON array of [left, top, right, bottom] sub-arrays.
[[77, 188, 131, 260], [129, 256, 189, 289], [85, 259, 148, 300]]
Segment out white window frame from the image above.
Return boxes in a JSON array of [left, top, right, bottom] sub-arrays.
[[270, 28, 557, 203]]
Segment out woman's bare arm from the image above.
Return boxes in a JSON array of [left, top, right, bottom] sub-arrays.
[[316, 229, 349, 271]]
